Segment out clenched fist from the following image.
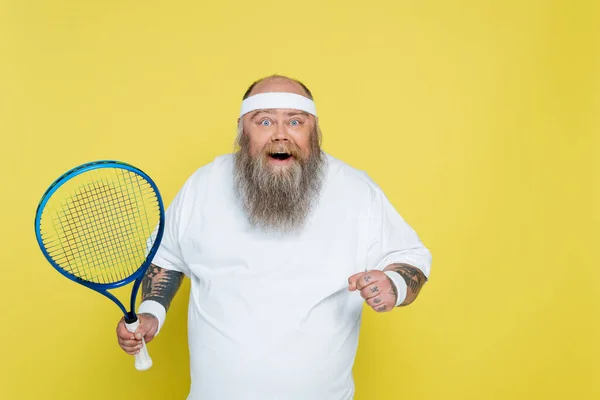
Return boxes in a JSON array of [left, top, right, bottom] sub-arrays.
[[116, 313, 158, 355], [348, 270, 398, 312]]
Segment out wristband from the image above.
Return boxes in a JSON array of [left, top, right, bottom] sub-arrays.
[[138, 300, 166, 335], [384, 271, 408, 307]]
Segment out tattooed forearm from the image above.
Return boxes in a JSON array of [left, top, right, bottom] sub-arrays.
[[142, 264, 184, 311], [385, 263, 427, 306]]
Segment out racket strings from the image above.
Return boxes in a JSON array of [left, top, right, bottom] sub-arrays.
[[67, 182, 140, 282], [57, 183, 140, 282], [40, 168, 161, 285], [123, 170, 153, 246], [71, 179, 153, 281]]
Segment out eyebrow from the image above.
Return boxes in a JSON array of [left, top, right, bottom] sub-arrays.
[[250, 109, 310, 120]]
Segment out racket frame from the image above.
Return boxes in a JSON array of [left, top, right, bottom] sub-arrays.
[[34, 160, 165, 323]]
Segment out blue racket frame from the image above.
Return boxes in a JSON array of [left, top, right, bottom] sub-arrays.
[[34, 160, 165, 323]]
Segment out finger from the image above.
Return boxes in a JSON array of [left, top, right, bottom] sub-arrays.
[[360, 282, 383, 300], [373, 304, 390, 313], [355, 272, 379, 291], [127, 315, 158, 343], [122, 346, 142, 355], [121, 343, 142, 352], [366, 293, 389, 308], [119, 339, 141, 347], [117, 323, 136, 340], [347, 272, 364, 291], [118, 331, 136, 340]]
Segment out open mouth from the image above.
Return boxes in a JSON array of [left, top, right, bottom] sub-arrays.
[[270, 152, 292, 161]]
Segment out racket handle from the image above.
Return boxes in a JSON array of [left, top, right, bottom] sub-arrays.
[[125, 319, 153, 371]]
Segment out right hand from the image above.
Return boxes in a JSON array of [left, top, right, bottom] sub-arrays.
[[116, 313, 158, 355]]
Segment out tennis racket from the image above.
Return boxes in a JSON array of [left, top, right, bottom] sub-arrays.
[[34, 160, 165, 371]]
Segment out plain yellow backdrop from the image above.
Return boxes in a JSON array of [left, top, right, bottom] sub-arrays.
[[0, 1, 597, 399]]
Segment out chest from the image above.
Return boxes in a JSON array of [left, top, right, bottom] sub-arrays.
[[178, 187, 370, 317], [183, 189, 369, 273]]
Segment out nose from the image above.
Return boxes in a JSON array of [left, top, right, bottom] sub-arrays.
[[271, 123, 289, 141]]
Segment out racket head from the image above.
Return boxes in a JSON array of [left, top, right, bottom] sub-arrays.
[[34, 160, 165, 291]]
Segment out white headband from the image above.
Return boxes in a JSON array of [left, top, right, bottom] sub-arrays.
[[240, 92, 317, 117]]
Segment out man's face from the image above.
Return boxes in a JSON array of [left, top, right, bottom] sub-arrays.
[[241, 108, 314, 170], [240, 78, 316, 171], [233, 79, 324, 233]]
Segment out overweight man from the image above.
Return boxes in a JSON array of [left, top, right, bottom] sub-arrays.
[[116, 74, 432, 400]]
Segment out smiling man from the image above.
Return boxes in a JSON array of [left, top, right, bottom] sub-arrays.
[[116, 75, 432, 400]]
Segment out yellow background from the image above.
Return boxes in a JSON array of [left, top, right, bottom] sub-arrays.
[[0, 1, 597, 399]]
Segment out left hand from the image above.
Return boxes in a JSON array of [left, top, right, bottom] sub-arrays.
[[348, 270, 397, 313]]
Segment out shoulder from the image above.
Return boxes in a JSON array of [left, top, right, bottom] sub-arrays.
[[324, 152, 382, 198], [183, 154, 233, 187], [172, 154, 234, 204]]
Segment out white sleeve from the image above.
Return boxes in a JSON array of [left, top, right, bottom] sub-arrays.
[[139, 175, 195, 334], [366, 183, 432, 279], [150, 179, 192, 277]]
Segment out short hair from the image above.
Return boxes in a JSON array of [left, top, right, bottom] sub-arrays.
[[242, 74, 314, 100]]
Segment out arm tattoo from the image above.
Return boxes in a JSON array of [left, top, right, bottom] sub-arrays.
[[390, 264, 427, 297], [142, 264, 184, 311]]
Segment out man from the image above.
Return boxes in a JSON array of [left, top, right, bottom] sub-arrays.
[[116, 75, 431, 400]]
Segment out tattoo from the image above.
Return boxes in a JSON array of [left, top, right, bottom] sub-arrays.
[[370, 286, 378, 293], [388, 277, 398, 301], [374, 298, 381, 304], [364, 275, 372, 283], [376, 305, 386, 312], [390, 264, 427, 299], [142, 264, 184, 311]]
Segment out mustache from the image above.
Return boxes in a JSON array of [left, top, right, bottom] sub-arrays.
[[261, 141, 303, 158]]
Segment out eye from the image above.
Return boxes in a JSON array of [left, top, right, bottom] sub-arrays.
[[290, 119, 300, 127], [260, 119, 271, 127]]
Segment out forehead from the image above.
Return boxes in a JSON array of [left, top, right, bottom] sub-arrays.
[[248, 78, 308, 97]]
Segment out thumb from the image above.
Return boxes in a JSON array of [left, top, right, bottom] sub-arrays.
[[132, 315, 156, 340], [134, 325, 147, 340], [347, 272, 364, 291]]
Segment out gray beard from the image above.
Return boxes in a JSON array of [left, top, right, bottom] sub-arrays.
[[233, 130, 325, 234]]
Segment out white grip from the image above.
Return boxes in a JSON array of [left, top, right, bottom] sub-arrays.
[[125, 319, 153, 371]]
